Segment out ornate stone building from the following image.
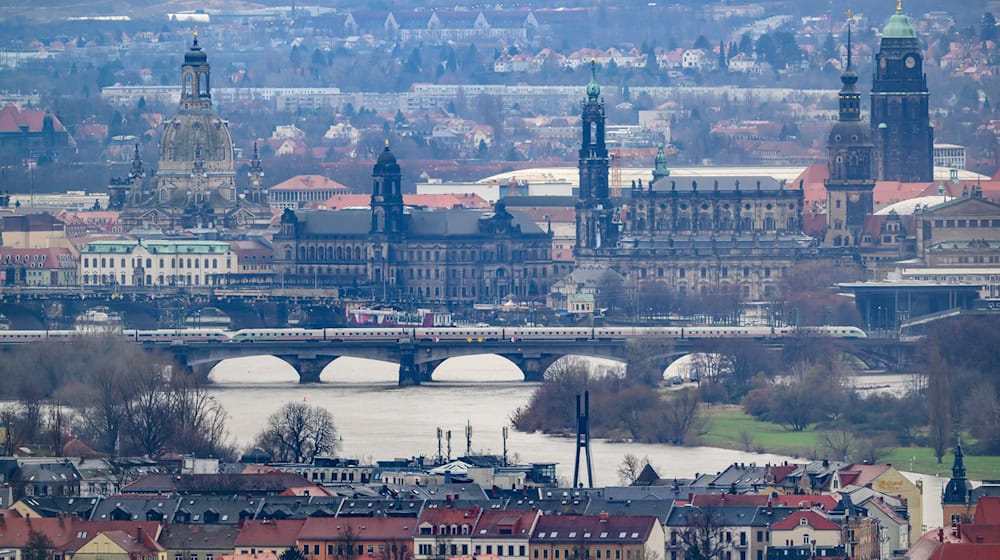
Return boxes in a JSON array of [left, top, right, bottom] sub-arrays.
[[272, 145, 553, 304], [572, 71, 816, 301], [824, 19, 876, 248], [113, 32, 271, 230], [871, 2, 933, 182]]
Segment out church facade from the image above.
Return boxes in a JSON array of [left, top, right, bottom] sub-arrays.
[[111, 32, 271, 230], [272, 145, 553, 304], [573, 65, 816, 301]]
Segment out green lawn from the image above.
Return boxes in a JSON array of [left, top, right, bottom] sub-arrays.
[[701, 406, 1000, 481]]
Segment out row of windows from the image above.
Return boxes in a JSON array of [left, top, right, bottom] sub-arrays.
[[933, 219, 999, 228], [1, 254, 47, 263], [533, 548, 636, 559], [641, 267, 772, 279], [82, 257, 229, 269], [301, 543, 408, 557]]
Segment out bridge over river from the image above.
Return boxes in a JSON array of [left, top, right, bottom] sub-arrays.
[[156, 334, 915, 386]]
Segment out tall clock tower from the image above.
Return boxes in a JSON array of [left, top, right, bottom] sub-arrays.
[[871, 1, 933, 182], [575, 62, 618, 258], [825, 18, 875, 247]]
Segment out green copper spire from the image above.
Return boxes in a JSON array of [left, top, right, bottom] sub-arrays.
[[586, 59, 600, 99], [882, 0, 916, 39], [652, 143, 670, 182]]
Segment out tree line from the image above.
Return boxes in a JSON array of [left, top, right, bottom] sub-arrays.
[[0, 335, 346, 463]]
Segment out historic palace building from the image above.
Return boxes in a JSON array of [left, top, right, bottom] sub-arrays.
[[273, 144, 553, 303], [111, 32, 271, 230], [871, 2, 933, 182], [573, 64, 816, 300]]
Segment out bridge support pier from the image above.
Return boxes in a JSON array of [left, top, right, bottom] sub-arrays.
[[281, 357, 332, 384], [398, 346, 420, 386], [187, 362, 218, 380], [505, 354, 559, 382]]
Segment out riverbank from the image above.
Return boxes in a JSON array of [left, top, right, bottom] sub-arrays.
[[701, 406, 1000, 481]]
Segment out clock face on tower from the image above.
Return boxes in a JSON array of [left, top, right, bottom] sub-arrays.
[[904, 55, 917, 69]]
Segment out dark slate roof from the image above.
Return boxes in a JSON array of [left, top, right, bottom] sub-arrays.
[[17, 496, 101, 519], [172, 495, 264, 524], [92, 496, 180, 522], [157, 523, 241, 550], [337, 497, 421, 518], [665, 504, 761, 527], [295, 208, 545, 238], [504, 498, 590, 515], [122, 473, 313, 495], [584, 498, 673, 523], [297, 209, 370, 236], [256, 496, 342, 519]]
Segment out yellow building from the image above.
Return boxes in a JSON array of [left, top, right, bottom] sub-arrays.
[[832, 464, 923, 544], [72, 530, 166, 560]]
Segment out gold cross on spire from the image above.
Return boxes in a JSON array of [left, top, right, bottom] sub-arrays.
[[897, 0, 902, 12], [193, 26, 198, 39], [845, 9, 852, 20]]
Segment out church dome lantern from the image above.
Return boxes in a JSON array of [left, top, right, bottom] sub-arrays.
[[882, 1, 917, 39]]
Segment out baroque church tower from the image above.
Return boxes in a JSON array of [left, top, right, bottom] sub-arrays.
[[119, 29, 271, 230], [871, 0, 933, 182], [575, 62, 619, 257], [825, 15, 875, 247]]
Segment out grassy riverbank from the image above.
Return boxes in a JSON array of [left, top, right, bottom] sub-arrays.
[[701, 406, 1000, 481]]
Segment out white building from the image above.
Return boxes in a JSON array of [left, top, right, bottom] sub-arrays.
[[79, 239, 237, 287], [933, 143, 967, 170]]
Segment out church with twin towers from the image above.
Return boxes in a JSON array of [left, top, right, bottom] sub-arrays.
[[573, 1, 934, 299]]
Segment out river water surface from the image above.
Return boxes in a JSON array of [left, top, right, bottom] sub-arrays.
[[207, 355, 944, 529]]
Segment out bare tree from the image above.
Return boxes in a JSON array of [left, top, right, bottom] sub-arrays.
[[617, 453, 652, 485], [676, 506, 730, 560], [171, 377, 234, 458], [820, 430, 855, 462], [926, 345, 951, 464], [660, 388, 706, 445], [0, 403, 26, 456], [255, 402, 340, 463], [122, 366, 175, 457]]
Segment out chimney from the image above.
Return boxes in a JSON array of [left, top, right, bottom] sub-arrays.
[[136, 526, 144, 544], [599, 512, 609, 523]]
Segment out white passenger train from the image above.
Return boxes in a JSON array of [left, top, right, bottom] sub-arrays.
[[0, 325, 867, 344]]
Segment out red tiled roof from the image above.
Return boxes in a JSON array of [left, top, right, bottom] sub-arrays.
[[416, 507, 482, 530], [873, 181, 935, 208], [926, 543, 1000, 560], [234, 519, 306, 548], [802, 212, 827, 236], [974, 497, 1000, 527], [473, 510, 539, 538], [840, 464, 891, 487], [771, 510, 839, 531], [0, 104, 67, 134], [0, 248, 76, 269], [299, 517, 414, 541], [772, 494, 839, 510], [0, 515, 161, 552]]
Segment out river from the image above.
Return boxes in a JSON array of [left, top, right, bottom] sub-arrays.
[[207, 355, 944, 530]]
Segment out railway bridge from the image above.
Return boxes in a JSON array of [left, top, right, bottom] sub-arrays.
[[161, 335, 915, 386]]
